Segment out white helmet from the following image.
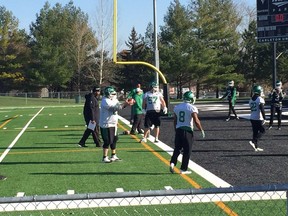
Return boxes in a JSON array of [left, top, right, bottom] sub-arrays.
[[228, 80, 234, 87]]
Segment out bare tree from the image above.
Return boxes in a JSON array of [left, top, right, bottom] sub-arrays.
[[92, 0, 113, 85], [68, 20, 97, 92]]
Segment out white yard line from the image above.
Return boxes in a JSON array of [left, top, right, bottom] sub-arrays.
[[0, 107, 44, 163]]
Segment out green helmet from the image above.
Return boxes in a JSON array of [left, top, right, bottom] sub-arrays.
[[183, 91, 196, 104], [104, 86, 116, 98], [253, 85, 263, 95], [150, 81, 158, 88]]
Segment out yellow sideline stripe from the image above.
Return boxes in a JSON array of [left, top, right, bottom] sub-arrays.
[[118, 123, 238, 216], [0, 115, 18, 129]]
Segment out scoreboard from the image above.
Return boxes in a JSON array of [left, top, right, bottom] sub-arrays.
[[257, 0, 288, 43]]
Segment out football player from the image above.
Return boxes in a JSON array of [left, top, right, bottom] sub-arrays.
[[140, 82, 167, 143], [99, 86, 132, 163], [249, 85, 265, 152], [268, 81, 285, 130], [220, 80, 239, 121], [169, 91, 205, 174]]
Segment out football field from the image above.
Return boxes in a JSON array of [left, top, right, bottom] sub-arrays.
[[0, 102, 288, 215]]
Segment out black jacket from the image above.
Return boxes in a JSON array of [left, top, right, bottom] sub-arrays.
[[83, 93, 100, 123]]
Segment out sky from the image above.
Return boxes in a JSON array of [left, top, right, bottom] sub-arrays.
[[0, 0, 255, 50]]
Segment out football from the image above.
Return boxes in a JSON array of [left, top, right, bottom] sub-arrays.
[[123, 130, 130, 135], [127, 98, 135, 105]]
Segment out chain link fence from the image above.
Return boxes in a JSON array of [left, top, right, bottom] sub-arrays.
[[0, 184, 287, 215]]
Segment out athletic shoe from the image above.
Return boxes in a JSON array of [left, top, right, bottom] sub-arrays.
[[140, 138, 147, 143], [102, 157, 111, 163], [130, 131, 136, 135], [0, 175, 7, 181], [249, 141, 256, 150], [154, 138, 159, 143], [78, 144, 88, 148], [180, 170, 192, 174], [226, 118, 230, 122], [110, 154, 121, 162], [138, 129, 144, 134], [169, 163, 175, 173], [256, 148, 264, 152]]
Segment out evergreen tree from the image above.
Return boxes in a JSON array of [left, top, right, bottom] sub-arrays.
[[189, 0, 244, 96], [239, 20, 271, 89], [113, 27, 153, 92], [160, 0, 193, 99], [29, 1, 97, 92], [0, 6, 30, 92]]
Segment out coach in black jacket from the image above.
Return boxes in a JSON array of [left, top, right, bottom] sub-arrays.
[[78, 86, 101, 147]]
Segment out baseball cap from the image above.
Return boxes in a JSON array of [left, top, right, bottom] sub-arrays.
[[92, 86, 100, 92]]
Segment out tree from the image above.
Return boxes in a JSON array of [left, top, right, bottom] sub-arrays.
[[92, 0, 113, 86], [160, 0, 194, 99], [0, 6, 30, 92], [238, 20, 271, 89], [188, 0, 244, 97], [29, 1, 97, 92], [113, 27, 153, 92]]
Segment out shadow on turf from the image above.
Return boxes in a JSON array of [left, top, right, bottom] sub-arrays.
[[30, 171, 170, 175]]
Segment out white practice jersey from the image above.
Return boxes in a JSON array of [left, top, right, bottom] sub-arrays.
[[249, 96, 265, 120], [100, 97, 122, 128], [174, 102, 198, 130], [143, 91, 163, 112]]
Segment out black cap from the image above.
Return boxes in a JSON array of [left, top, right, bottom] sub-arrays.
[[92, 86, 100, 92]]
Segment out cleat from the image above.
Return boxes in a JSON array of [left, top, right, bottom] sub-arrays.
[[78, 144, 88, 148], [140, 138, 147, 143], [180, 170, 192, 174], [0, 175, 7, 181], [226, 118, 230, 122], [256, 148, 264, 152], [169, 163, 175, 173], [102, 157, 111, 163], [249, 141, 256, 151], [154, 138, 159, 143], [110, 154, 121, 162]]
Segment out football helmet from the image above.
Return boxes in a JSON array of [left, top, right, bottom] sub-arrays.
[[183, 91, 196, 104], [276, 80, 282, 89], [253, 85, 263, 95], [228, 80, 234, 87], [104, 86, 116, 98], [150, 81, 159, 92]]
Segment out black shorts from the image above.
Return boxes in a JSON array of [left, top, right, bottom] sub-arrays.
[[144, 110, 161, 128]]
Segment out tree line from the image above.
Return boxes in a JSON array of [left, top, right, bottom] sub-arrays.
[[1, 0, 288, 98]]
